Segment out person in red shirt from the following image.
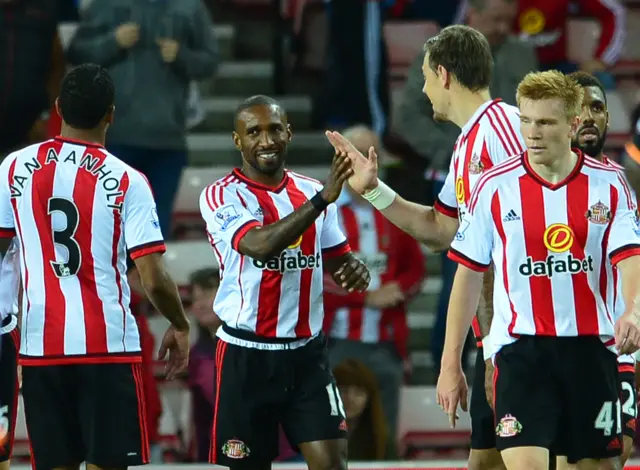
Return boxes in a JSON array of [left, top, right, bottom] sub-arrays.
[[458, 0, 625, 73], [323, 124, 425, 459], [514, 0, 626, 73]]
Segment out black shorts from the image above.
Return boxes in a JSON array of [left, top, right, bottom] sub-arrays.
[[618, 368, 637, 439], [470, 346, 496, 450], [21, 361, 149, 470], [211, 333, 348, 468], [494, 336, 621, 464], [0, 329, 19, 463]]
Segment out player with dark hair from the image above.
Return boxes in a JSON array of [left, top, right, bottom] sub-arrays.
[[0, 63, 191, 470], [201, 94, 370, 469], [565, 70, 637, 470], [326, 24, 525, 470]]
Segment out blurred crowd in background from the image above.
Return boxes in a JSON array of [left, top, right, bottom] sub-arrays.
[[3, 0, 640, 464]]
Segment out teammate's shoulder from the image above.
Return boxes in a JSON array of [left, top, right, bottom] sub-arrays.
[[482, 154, 523, 181], [479, 100, 520, 125], [495, 101, 520, 116], [583, 154, 623, 178], [199, 172, 243, 206], [286, 169, 323, 190], [604, 156, 624, 171]]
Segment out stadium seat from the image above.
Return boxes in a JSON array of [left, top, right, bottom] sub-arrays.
[[398, 387, 471, 456], [384, 21, 439, 82], [606, 90, 632, 134], [174, 165, 330, 215], [165, 240, 218, 286], [624, 10, 640, 62]]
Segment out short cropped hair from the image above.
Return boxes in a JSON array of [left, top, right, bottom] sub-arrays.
[[58, 64, 114, 130], [423, 25, 493, 92], [234, 94, 282, 122], [189, 268, 220, 290], [516, 71, 584, 119], [567, 71, 607, 105]]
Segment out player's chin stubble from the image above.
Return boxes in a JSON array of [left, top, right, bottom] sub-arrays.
[[433, 111, 448, 123]]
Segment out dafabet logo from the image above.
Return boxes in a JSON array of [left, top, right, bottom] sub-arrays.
[[519, 223, 594, 277]]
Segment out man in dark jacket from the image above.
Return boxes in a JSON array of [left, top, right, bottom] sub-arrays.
[[67, 0, 219, 239]]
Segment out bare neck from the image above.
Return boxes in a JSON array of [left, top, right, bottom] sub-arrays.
[[60, 123, 106, 146], [448, 87, 493, 129], [528, 150, 579, 184], [240, 162, 285, 187]]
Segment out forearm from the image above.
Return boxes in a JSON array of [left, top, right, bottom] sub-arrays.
[[380, 195, 457, 251], [476, 266, 495, 337], [141, 270, 189, 331], [441, 267, 484, 369], [619, 257, 640, 316], [239, 199, 323, 261]]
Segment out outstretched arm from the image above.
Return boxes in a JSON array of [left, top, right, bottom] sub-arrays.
[[325, 131, 459, 251], [377, 193, 459, 251]]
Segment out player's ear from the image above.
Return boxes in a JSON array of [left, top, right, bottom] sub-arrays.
[[286, 123, 292, 143], [232, 131, 242, 151], [105, 105, 115, 125], [438, 65, 450, 90], [54, 97, 62, 118]]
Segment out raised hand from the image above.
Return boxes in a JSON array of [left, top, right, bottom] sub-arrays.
[[325, 131, 379, 194], [320, 150, 353, 203]]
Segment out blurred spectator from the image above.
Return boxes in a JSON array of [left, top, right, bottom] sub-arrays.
[[66, 0, 219, 239], [187, 268, 221, 462], [0, 0, 66, 157], [126, 260, 164, 463], [323, 125, 425, 459], [394, 0, 536, 373], [622, 106, 640, 195], [456, 0, 625, 76], [316, 0, 390, 136], [333, 359, 388, 461]]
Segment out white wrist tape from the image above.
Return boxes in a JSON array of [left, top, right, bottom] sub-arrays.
[[482, 336, 493, 361], [362, 179, 397, 210]]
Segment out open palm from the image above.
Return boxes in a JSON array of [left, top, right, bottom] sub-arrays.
[[325, 131, 379, 194]]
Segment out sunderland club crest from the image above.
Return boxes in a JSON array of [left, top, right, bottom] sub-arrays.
[[468, 153, 484, 175], [585, 201, 611, 225]]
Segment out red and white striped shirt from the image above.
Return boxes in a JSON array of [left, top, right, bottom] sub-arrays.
[[434, 99, 525, 342], [0, 137, 166, 365], [323, 194, 425, 359], [449, 151, 640, 357], [200, 169, 351, 347], [603, 156, 637, 367]]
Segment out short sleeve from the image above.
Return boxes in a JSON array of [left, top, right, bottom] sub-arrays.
[[200, 183, 260, 252], [434, 155, 458, 219], [0, 155, 16, 238], [608, 179, 640, 265], [321, 203, 351, 259], [447, 186, 495, 271], [123, 172, 166, 260]]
